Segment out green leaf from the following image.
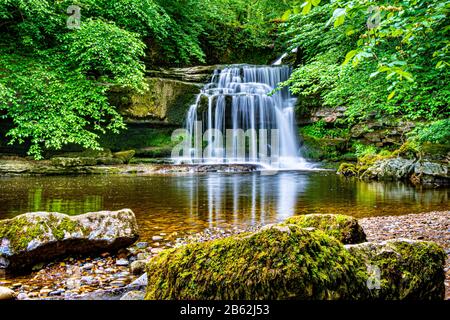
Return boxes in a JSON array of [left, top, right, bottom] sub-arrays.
[[342, 50, 357, 66], [301, 2, 312, 15], [281, 9, 292, 21], [387, 91, 395, 100]]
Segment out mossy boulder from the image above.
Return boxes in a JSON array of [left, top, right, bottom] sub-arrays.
[[337, 163, 358, 177], [146, 224, 370, 300], [113, 150, 136, 164], [145, 219, 445, 300], [282, 214, 367, 244], [0, 209, 139, 272], [345, 239, 446, 299]]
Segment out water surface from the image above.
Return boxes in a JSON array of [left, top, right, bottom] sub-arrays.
[[0, 172, 448, 241]]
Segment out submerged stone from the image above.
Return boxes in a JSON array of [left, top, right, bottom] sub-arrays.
[[282, 214, 367, 244], [0, 209, 139, 272]]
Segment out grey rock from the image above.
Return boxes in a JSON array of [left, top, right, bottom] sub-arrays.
[[363, 158, 415, 180], [0, 286, 15, 300], [116, 259, 129, 267], [136, 242, 148, 249], [0, 209, 139, 272], [130, 260, 146, 275], [120, 290, 145, 300]]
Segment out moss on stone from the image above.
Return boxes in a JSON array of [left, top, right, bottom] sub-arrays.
[[337, 163, 357, 177], [346, 240, 446, 300], [0, 214, 85, 252], [281, 214, 367, 244], [145, 225, 369, 300], [113, 150, 135, 164]]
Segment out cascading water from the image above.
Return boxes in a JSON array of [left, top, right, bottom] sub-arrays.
[[175, 64, 311, 169]]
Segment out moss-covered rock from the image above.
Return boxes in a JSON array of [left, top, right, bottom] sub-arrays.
[[337, 163, 358, 177], [113, 150, 136, 164], [145, 218, 445, 300], [345, 239, 446, 300], [282, 214, 367, 244], [145, 224, 370, 300], [0, 209, 139, 272]]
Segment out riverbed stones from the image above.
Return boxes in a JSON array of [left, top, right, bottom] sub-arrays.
[[0, 286, 15, 300], [282, 214, 367, 244], [0, 209, 139, 272]]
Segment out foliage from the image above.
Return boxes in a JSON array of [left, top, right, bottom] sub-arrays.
[[0, 0, 287, 158], [281, 1, 450, 124], [301, 120, 350, 139], [408, 119, 450, 144]]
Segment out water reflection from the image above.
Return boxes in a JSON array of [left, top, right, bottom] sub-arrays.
[[184, 172, 307, 227], [0, 172, 448, 240]]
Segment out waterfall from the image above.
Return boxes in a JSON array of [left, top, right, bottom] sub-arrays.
[[175, 64, 311, 170]]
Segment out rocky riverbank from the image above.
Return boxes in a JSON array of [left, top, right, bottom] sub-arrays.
[[0, 157, 261, 175], [1, 211, 448, 300]]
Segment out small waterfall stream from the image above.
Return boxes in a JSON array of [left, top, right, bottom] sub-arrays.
[[175, 64, 311, 169]]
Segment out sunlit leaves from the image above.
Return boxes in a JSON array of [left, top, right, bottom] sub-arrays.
[[326, 8, 346, 28]]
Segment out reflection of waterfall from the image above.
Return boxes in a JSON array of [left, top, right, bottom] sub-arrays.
[[187, 172, 309, 226], [177, 64, 311, 169]]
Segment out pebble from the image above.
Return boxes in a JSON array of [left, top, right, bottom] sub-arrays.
[[152, 236, 163, 241], [150, 248, 164, 254], [16, 293, 29, 300], [130, 260, 146, 275], [136, 242, 148, 249], [116, 259, 129, 266], [120, 290, 145, 300], [137, 253, 149, 261], [39, 288, 52, 297], [82, 263, 94, 271], [0, 286, 15, 300]]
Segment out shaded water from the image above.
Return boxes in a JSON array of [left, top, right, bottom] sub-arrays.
[[0, 172, 448, 241]]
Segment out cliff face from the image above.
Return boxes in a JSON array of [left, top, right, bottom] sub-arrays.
[[109, 66, 218, 127]]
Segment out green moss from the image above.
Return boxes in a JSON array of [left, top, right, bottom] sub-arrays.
[[281, 214, 367, 244], [347, 240, 446, 300], [113, 150, 135, 164], [145, 225, 369, 300], [337, 163, 357, 177], [0, 213, 86, 252]]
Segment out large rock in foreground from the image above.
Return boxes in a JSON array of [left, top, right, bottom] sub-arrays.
[[0, 209, 139, 272], [146, 225, 369, 300], [145, 219, 445, 300], [282, 214, 367, 244]]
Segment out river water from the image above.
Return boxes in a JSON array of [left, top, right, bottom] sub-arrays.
[[0, 171, 448, 242]]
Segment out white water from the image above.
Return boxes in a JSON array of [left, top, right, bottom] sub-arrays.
[[175, 64, 312, 170]]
